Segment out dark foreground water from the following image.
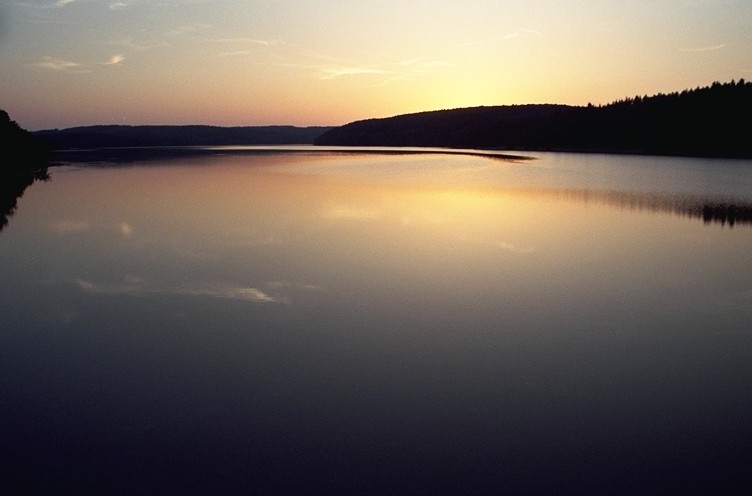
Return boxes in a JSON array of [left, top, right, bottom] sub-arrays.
[[2, 148, 752, 494]]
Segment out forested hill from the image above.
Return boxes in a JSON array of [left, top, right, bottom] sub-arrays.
[[315, 80, 752, 158], [2, 110, 49, 169], [1, 110, 49, 230], [34, 125, 332, 150]]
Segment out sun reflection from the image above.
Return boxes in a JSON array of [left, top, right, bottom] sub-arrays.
[[119, 222, 134, 237]]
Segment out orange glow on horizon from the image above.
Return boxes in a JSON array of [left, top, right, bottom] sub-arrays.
[[3, 1, 751, 130]]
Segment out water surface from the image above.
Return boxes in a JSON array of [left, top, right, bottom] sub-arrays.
[[2, 148, 752, 494]]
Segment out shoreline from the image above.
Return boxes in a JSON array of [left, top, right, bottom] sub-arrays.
[[45, 144, 752, 168], [45, 144, 537, 166]]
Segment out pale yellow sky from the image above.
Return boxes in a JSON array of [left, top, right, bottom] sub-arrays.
[[1, 0, 750, 129]]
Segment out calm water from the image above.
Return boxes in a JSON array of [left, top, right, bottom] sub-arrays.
[[2, 148, 752, 494]]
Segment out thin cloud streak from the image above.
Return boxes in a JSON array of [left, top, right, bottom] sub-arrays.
[[205, 37, 451, 87], [679, 44, 727, 52], [220, 39, 451, 86], [213, 38, 279, 56], [165, 22, 213, 38], [36, 54, 125, 71], [315, 58, 452, 84], [207, 36, 279, 46], [104, 36, 166, 51], [317, 66, 389, 80], [36, 56, 87, 72], [267, 281, 324, 292], [219, 50, 252, 57], [103, 54, 125, 65]]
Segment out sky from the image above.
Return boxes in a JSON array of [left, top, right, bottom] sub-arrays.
[[1, 0, 751, 130]]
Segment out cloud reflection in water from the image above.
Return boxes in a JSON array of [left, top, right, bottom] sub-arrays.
[[75, 278, 284, 304]]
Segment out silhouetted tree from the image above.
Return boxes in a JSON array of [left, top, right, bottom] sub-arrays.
[[1, 109, 49, 231]]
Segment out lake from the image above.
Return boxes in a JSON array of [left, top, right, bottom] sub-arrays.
[[2, 147, 752, 494]]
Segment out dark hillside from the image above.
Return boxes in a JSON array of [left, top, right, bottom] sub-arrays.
[[34, 125, 332, 150], [1, 110, 49, 230], [315, 80, 752, 158], [2, 110, 49, 169], [315, 105, 571, 149]]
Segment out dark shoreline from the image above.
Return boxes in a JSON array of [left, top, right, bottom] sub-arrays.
[[45, 144, 537, 166], [44, 143, 752, 172]]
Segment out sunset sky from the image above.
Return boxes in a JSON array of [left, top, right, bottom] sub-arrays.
[[1, 0, 751, 130]]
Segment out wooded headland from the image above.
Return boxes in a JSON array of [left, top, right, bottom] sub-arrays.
[[315, 80, 752, 159]]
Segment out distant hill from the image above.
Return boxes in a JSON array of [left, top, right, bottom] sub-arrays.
[[34, 125, 333, 150], [315, 80, 752, 158]]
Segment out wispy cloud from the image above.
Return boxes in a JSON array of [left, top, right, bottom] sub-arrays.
[[208, 36, 279, 47], [37, 54, 125, 71], [176, 285, 280, 303], [314, 58, 451, 85], [209, 36, 450, 87], [317, 66, 389, 80], [104, 36, 166, 51], [13, 1, 69, 9], [22, 0, 199, 8], [102, 54, 125, 65], [218, 50, 252, 57], [165, 22, 213, 38], [213, 38, 281, 57], [267, 281, 324, 292], [36, 56, 85, 71], [679, 44, 727, 52]]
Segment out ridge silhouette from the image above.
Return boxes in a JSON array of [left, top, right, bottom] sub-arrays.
[[315, 80, 752, 159]]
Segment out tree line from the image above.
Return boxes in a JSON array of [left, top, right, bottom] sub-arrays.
[[1, 110, 49, 231], [315, 80, 752, 158]]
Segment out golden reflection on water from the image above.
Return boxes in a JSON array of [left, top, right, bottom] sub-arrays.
[[5, 151, 752, 494], [551, 188, 752, 226], [29, 151, 752, 237], [26, 153, 752, 269]]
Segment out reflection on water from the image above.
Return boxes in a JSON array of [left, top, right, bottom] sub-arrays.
[[10, 146, 752, 229], [2, 149, 752, 494], [0, 168, 48, 231], [552, 188, 752, 226]]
